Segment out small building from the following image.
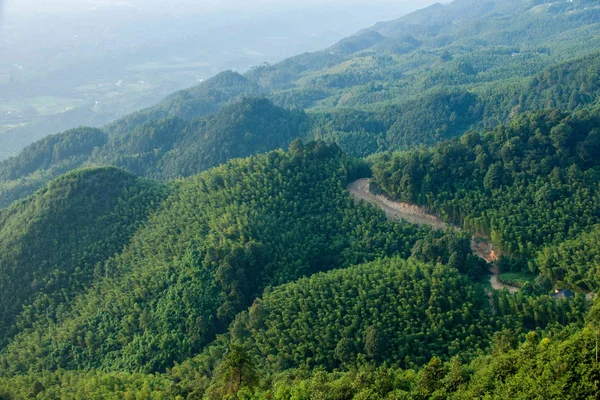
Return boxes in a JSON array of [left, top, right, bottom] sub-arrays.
[[553, 289, 575, 300]]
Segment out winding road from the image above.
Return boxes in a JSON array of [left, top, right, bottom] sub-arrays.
[[348, 179, 518, 293]]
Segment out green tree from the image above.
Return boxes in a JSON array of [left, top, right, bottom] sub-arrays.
[[483, 163, 503, 191], [414, 357, 446, 399], [216, 345, 258, 397], [364, 326, 386, 362], [335, 338, 358, 366]]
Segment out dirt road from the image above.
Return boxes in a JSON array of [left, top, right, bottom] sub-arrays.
[[348, 178, 518, 293], [348, 179, 448, 230]]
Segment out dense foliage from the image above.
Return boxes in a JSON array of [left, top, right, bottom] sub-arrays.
[[0, 142, 441, 375], [242, 326, 600, 399], [373, 108, 600, 260], [93, 97, 308, 180], [0, 260, 589, 399], [0, 128, 108, 208], [0, 167, 167, 346], [0, 98, 305, 206], [2, 1, 600, 398], [4, 0, 600, 208], [536, 225, 600, 292], [0, 127, 106, 181], [234, 258, 494, 371]]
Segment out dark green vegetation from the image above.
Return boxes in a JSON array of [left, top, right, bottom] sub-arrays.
[[0, 98, 304, 208], [228, 257, 587, 371], [0, 127, 108, 208], [0, 168, 167, 346], [239, 258, 495, 370], [1, 142, 453, 376], [4, 0, 600, 207], [0, 139, 593, 399], [373, 109, 600, 261], [227, 326, 600, 399], [536, 225, 600, 292], [2, 0, 600, 398], [2, 326, 599, 399]]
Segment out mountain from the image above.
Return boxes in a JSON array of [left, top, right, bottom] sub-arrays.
[[0, 98, 305, 208], [1, 0, 600, 398], [0, 142, 589, 398], [0, 167, 167, 345], [93, 97, 306, 180], [5, 46, 600, 209], [1, 1, 418, 160], [103, 71, 262, 138], [3, 0, 600, 211], [1, 142, 440, 375], [248, 0, 600, 102], [0, 127, 107, 182]]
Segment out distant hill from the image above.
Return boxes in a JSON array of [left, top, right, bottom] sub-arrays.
[[0, 98, 304, 207], [1, 1, 599, 212], [93, 97, 305, 180]]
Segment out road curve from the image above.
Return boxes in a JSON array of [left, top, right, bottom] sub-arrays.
[[347, 179, 448, 230], [348, 178, 518, 293]]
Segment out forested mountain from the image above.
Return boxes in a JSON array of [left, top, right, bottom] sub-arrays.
[[1, 322, 597, 399], [0, 140, 594, 398], [4, 46, 600, 208], [2, 0, 600, 398], [3, 0, 600, 209], [92, 98, 306, 180], [238, 258, 494, 370], [0, 167, 167, 346], [123, 0, 600, 143], [0, 98, 304, 207], [1, 142, 437, 375], [103, 71, 262, 138], [226, 256, 584, 371], [372, 108, 600, 262]]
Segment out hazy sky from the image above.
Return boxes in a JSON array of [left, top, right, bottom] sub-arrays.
[[0, 0, 441, 48], [2, 0, 439, 16], [0, 0, 441, 158]]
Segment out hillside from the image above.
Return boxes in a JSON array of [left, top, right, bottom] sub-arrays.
[[4, 47, 600, 209], [217, 325, 600, 399], [2, 0, 600, 211], [2, 0, 600, 398], [0, 167, 167, 346], [232, 258, 496, 370], [249, 0, 600, 109], [1, 142, 449, 375], [0, 141, 593, 397], [92, 97, 306, 180], [0, 98, 305, 207], [0, 323, 597, 399], [372, 107, 600, 285]]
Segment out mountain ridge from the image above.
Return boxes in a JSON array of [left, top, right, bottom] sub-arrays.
[[1, 1, 600, 396]]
